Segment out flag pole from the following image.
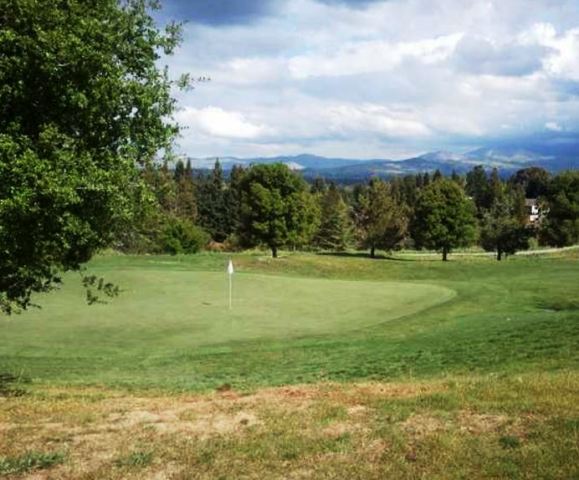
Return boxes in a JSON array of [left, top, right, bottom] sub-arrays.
[[227, 258, 234, 310], [229, 269, 232, 310]]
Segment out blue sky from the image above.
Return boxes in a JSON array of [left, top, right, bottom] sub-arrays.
[[156, 0, 579, 159]]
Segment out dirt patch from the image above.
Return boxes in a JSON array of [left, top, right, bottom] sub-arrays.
[[322, 422, 362, 438], [347, 405, 368, 416], [400, 414, 448, 438], [457, 411, 508, 434]]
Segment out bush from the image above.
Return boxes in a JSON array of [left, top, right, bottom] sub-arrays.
[[160, 217, 209, 255]]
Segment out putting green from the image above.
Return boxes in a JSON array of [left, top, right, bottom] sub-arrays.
[[1, 271, 455, 355]]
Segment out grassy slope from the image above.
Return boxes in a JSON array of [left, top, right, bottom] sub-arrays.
[[1, 250, 578, 391], [1, 251, 578, 479]]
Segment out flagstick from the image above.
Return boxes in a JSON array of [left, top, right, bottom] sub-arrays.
[[229, 270, 232, 310], [227, 258, 234, 311]]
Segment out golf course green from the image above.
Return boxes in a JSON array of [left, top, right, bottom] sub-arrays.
[[0, 271, 454, 349], [0, 251, 578, 390]]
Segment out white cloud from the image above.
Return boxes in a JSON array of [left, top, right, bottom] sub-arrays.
[[325, 104, 431, 137], [176, 106, 271, 139], [288, 33, 463, 79], [162, 0, 579, 158], [545, 121, 563, 132], [521, 23, 579, 81]]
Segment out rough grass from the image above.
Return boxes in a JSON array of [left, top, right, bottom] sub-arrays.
[[0, 373, 577, 479]]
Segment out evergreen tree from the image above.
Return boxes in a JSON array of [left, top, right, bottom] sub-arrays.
[[175, 168, 197, 222], [197, 160, 229, 242], [355, 179, 408, 258], [413, 179, 476, 261], [314, 184, 351, 251], [466, 165, 490, 215], [173, 159, 185, 182], [509, 167, 550, 198], [310, 177, 328, 195], [488, 168, 504, 206], [223, 165, 246, 239]]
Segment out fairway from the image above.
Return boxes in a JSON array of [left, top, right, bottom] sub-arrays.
[[1, 252, 578, 391], [0, 270, 454, 351]]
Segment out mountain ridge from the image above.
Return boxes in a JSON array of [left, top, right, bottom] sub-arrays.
[[187, 146, 579, 181]]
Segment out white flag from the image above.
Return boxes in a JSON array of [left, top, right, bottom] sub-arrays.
[[227, 259, 234, 275]]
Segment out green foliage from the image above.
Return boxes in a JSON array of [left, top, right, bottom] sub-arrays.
[[314, 184, 352, 251], [239, 164, 319, 257], [81, 274, 121, 305], [0, 451, 65, 476], [115, 450, 153, 468], [197, 160, 230, 242], [160, 217, 209, 255], [355, 179, 408, 257], [0, 0, 181, 312], [480, 189, 531, 260], [509, 167, 550, 198], [466, 165, 491, 215], [175, 160, 197, 221], [540, 170, 579, 247], [413, 179, 477, 260]]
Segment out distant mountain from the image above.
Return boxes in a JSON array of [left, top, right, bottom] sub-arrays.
[[188, 145, 579, 182], [190, 153, 359, 171]]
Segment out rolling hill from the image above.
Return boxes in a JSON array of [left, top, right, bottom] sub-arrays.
[[188, 145, 579, 182]]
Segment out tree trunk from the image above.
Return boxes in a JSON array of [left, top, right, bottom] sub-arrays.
[[442, 247, 448, 262], [370, 245, 375, 258], [497, 248, 502, 261], [271, 245, 278, 258]]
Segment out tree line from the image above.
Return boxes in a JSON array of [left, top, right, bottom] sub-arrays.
[[2, 0, 577, 312], [117, 160, 579, 262]]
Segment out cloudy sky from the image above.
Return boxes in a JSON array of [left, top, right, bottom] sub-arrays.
[[156, 0, 579, 159]]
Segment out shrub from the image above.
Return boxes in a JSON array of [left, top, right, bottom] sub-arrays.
[[159, 217, 209, 255]]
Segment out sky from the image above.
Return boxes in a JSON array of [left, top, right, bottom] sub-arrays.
[[155, 0, 579, 160]]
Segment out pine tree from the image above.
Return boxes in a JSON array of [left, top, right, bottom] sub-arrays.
[[314, 184, 351, 251], [197, 160, 229, 242], [355, 179, 408, 258]]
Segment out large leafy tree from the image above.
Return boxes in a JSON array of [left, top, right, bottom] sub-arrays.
[[354, 179, 408, 258], [413, 179, 476, 261], [480, 189, 531, 261], [540, 170, 579, 247], [238, 164, 318, 258], [0, 0, 181, 312]]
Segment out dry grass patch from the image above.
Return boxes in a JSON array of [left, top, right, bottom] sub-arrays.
[[1, 373, 578, 479]]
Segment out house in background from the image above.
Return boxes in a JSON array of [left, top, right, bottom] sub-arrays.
[[525, 198, 540, 224]]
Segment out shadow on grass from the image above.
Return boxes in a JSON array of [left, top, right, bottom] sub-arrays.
[[317, 252, 417, 262]]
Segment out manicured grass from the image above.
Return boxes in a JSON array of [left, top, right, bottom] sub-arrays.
[[0, 250, 578, 391]]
